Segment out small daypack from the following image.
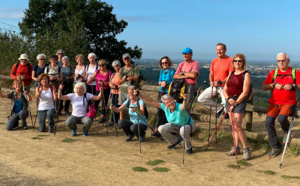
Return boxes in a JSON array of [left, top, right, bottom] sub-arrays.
[[83, 93, 96, 119], [272, 68, 296, 84], [168, 78, 186, 103], [126, 98, 148, 119]]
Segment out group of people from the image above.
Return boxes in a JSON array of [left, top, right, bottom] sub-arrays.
[[2, 44, 298, 160]]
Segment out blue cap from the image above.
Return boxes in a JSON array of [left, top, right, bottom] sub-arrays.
[[182, 47, 193, 54]]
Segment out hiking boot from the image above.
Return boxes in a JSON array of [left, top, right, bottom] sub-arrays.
[[268, 148, 282, 158], [167, 137, 183, 149], [98, 116, 106, 123], [72, 129, 77, 136], [224, 113, 229, 119], [65, 112, 71, 116], [226, 147, 241, 156], [151, 131, 162, 138], [22, 121, 28, 130], [83, 132, 88, 137], [187, 148, 193, 154], [216, 107, 224, 118], [126, 135, 134, 142], [108, 122, 114, 126], [283, 132, 291, 144], [139, 135, 146, 142], [241, 150, 252, 160]]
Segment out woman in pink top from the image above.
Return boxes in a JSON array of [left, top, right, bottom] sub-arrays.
[[87, 59, 112, 123], [108, 60, 121, 126]]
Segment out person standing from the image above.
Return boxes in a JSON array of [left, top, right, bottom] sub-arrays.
[[74, 54, 87, 83], [32, 53, 48, 89], [86, 53, 99, 95], [10, 54, 33, 92], [263, 52, 300, 158], [173, 47, 199, 114], [118, 53, 140, 120], [223, 54, 252, 160], [198, 43, 234, 117], [58, 56, 74, 116], [56, 49, 65, 66]]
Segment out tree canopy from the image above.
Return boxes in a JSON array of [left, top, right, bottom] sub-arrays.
[[19, 0, 142, 66]]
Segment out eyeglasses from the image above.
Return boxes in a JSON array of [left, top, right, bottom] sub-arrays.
[[57, 53, 64, 55], [99, 64, 105, 67], [162, 62, 168, 65], [39, 58, 46, 61], [277, 60, 287, 63], [233, 60, 243, 63]]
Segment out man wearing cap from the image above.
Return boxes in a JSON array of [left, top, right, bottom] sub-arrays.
[[197, 43, 234, 117], [174, 47, 199, 114], [10, 54, 33, 92], [118, 53, 140, 119]]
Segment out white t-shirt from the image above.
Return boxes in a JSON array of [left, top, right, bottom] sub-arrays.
[[38, 87, 55, 110], [68, 93, 93, 117], [87, 64, 99, 86], [74, 65, 86, 83]]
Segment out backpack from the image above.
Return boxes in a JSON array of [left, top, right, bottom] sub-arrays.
[[272, 68, 296, 84], [168, 78, 186, 103], [14, 62, 31, 76], [126, 98, 148, 119], [83, 93, 96, 119], [46, 65, 61, 75], [120, 64, 139, 85], [86, 64, 99, 72]]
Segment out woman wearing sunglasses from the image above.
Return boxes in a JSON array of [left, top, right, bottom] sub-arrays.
[[223, 53, 252, 160]]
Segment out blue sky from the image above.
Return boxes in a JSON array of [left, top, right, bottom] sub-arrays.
[[1, 0, 300, 62]]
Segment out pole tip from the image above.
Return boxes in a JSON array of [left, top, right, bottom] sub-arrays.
[[237, 165, 240, 169]]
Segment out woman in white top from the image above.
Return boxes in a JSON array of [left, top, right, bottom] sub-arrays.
[[86, 53, 99, 94], [74, 54, 87, 83], [58, 82, 102, 136], [35, 73, 56, 132]]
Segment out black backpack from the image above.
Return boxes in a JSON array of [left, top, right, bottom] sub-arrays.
[[168, 78, 186, 103], [14, 62, 31, 76], [126, 98, 148, 119]]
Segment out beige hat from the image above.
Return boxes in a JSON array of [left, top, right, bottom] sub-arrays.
[[18, 54, 29, 61]]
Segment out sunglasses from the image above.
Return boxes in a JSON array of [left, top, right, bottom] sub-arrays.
[[99, 64, 105, 67], [277, 60, 287, 63], [162, 62, 168, 65], [233, 60, 243, 63], [39, 58, 46, 61], [57, 53, 64, 55]]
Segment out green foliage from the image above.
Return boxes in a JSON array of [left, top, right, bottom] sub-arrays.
[[227, 164, 240, 169], [19, 0, 142, 66], [153, 167, 170, 172], [281, 175, 300, 179], [238, 160, 251, 167], [147, 160, 165, 166], [37, 135, 49, 137], [247, 138, 270, 150], [288, 144, 300, 155], [0, 122, 5, 125], [62, 138, 80, 143], [132, 167, 148, 172], [257, 170, 276, 175], [31, 137, 42, 140]]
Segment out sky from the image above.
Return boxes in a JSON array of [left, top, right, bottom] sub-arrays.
[[0, 0, 300, 62]]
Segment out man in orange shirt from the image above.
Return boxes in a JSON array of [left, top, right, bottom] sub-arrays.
[[197, 43, 234, 117], [10, 54, 33, 92]]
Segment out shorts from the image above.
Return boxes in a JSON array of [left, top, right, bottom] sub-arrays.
[[225, 97, 248, 114], [118, 91, 128, 105], [266, 103, 294, 118]]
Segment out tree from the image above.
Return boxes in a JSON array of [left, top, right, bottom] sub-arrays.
[[19, 0, 142, 66]]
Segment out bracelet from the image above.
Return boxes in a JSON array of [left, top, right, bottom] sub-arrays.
[[273, 83, 277, 88], [227, 97, 231, 101], [290, 84, 296, 90]]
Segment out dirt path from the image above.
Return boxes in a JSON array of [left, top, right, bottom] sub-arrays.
[[0, 96, 300, 186]]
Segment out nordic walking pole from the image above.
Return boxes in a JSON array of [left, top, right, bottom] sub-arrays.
[[182, 93, 187, 165], [230, 109, 240, 169], [215, 86, 218, 144], [136, 103, 142, 154], [206, 105, 231, 151], [21, 80, 34, 128], [279, 98, 300, 168], [110, 93, 118, 137], [208, 86, 213, 143], [33, 85, 42, 131]]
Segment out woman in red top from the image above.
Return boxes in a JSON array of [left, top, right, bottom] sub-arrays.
[[223, 53, 252, 160]]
